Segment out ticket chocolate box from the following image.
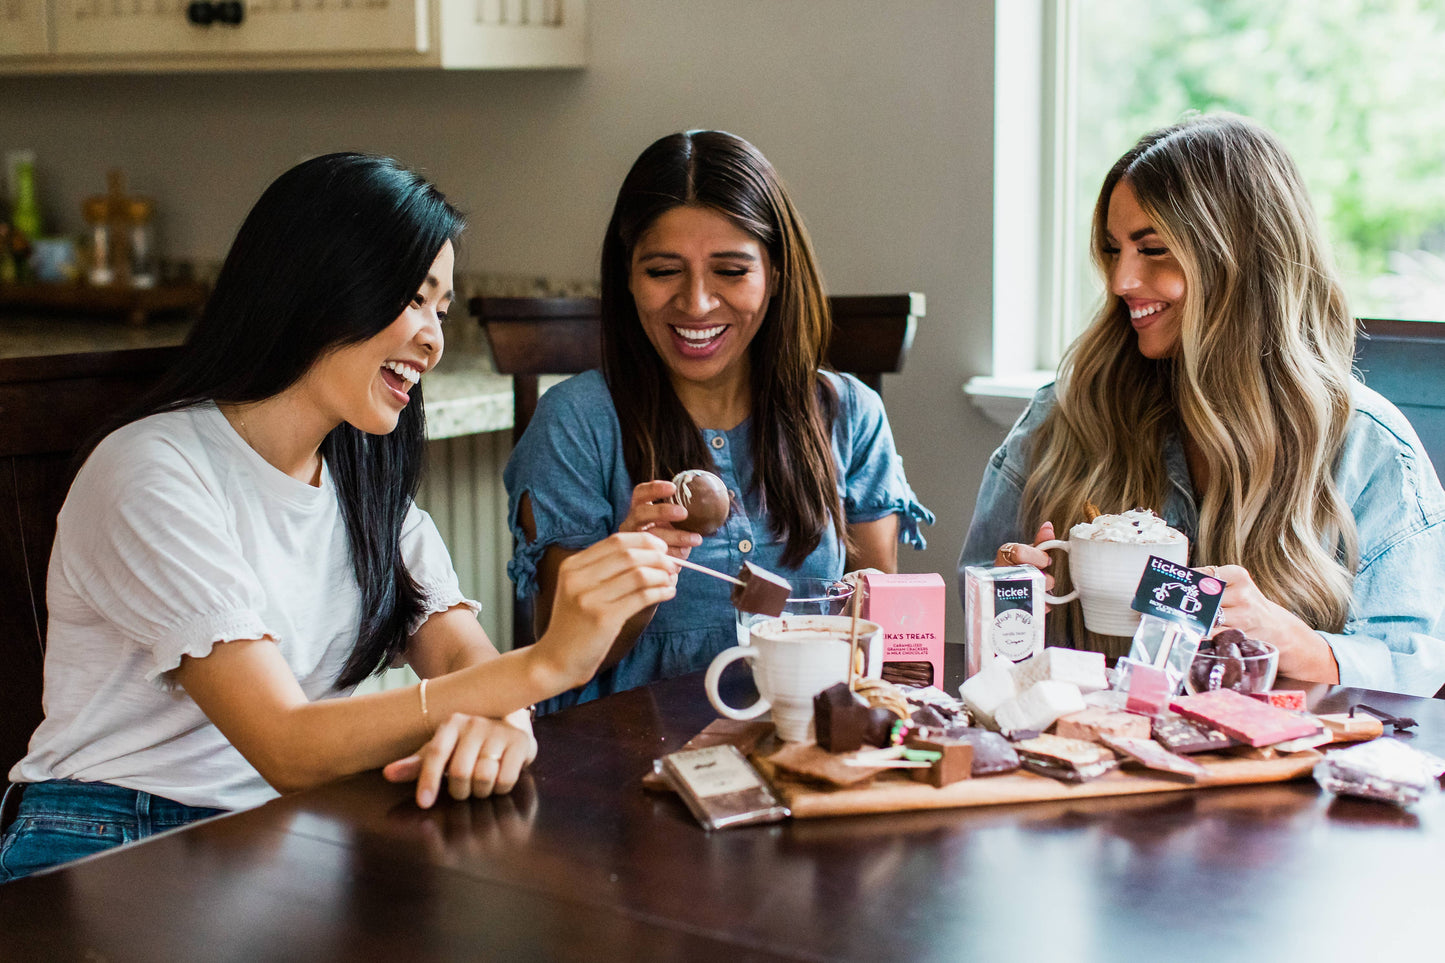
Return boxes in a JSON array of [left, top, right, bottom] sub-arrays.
[[861, 573, 946, 689]]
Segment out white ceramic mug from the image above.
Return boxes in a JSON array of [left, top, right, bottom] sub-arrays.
[[1038, 529, 1189, 636], [705, 615, 880, 743]]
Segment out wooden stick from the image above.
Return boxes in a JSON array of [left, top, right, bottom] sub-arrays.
[[847, 580, 863, 691], [671, 555, 745, 587]]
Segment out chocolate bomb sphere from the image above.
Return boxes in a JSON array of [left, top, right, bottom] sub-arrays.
[[669, 469, 730, 536]]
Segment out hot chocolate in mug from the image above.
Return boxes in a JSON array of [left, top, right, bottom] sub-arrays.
[[1039, 523, 1189, 636], [705, 615, 881, 743]]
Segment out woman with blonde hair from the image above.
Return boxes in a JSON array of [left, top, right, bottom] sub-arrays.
[[959, 113, 1445, 694]]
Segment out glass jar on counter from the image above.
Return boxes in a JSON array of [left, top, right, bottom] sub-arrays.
[[127, 197, 156, 289], [83, 196, 115, 286]]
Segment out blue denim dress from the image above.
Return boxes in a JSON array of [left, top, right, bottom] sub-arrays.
[[957, 382, 1445, 696], [506, 370, 934, 713]]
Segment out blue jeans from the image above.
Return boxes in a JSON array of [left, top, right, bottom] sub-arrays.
[[0, 780, 227, 883]]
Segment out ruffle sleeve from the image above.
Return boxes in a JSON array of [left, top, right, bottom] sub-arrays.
[[502, 372, 626, 599], [829, 372, 935, 550], [54, 428, 280, 691]]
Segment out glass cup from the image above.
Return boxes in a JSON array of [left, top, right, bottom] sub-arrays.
[[1185, 640, 1279, 695], [735, 577, 854, 646]]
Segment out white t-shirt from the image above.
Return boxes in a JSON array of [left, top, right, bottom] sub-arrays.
[[11, 403, 476, 811]]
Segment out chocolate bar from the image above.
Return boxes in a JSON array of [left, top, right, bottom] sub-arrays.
[[1170, 689, 1322, 748], [1150, 711, 1237, 754], [729, 562, 792, 616], [1099, 734, 1209, 780], [659, 745, 790, 830], [1055, 706, 1152, 744], [1247, 690, 1307, 711], [1013, 734, 1119, 784]]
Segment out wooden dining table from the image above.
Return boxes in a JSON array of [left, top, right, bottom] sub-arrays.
[[2, 650, 1443, 962]]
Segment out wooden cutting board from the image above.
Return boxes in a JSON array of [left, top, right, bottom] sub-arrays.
[[752, 746, 1325, 819]]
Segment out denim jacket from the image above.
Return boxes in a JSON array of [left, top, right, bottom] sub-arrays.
[[958, 381, 1445, 696], [507, 369, 934, 713]]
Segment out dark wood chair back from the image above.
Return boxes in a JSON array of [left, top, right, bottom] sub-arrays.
[[0, 348, 177, 780], [1355, 318, 1445, 474], [473, 293, 923, 445], [469, 292, 924, 649]]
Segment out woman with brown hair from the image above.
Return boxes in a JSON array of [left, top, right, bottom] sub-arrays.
[[959, 113, 1445, 695], [506, 130, 932, 712]]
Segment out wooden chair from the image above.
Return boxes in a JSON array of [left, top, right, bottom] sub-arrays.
[[470, 292, 925, 648], [1355, 318, 1445, 473], [0, 347, 177, 784]]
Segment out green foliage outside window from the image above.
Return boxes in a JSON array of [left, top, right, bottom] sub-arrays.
[[1074, 0, 1445, 324]]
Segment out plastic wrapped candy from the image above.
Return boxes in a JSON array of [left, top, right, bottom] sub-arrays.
[[1313, 738, 1445, 807]]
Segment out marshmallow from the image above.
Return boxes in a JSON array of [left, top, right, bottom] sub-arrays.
[[994, 680, 1086, 736], [1011, 647, 1108, 694], [959, 657, 1017, 731]]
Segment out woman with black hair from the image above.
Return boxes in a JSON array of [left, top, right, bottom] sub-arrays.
[[506, 131, 932, 712], [0, 153, 677, 881]]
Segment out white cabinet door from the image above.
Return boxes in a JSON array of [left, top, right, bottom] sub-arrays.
[[52, 0, 429, 58], [0, 0, 51, 57]]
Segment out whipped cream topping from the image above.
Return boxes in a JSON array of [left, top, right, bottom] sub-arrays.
[[1071, 508, 1184, 544]]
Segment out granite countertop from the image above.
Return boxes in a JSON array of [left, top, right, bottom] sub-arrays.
[[0, 314, 515, 441]]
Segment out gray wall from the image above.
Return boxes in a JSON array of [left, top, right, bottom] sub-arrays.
[[0, 0, 1008, 642]]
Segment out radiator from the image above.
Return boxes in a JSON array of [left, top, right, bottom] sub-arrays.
[[355, 430, 515, 695]]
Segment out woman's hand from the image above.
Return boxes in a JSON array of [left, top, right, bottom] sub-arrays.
[[994, 522, 1057, 595], [1201, 564, 1340, 685], [382, 710, 538, 809], [533, 532, 679, 688], [619, 480, 702, 560]]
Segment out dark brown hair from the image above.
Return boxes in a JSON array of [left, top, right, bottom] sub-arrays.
[[599, 130, 844, 566]]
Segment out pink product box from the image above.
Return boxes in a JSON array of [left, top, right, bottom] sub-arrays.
[[861, 573, 946, 689]]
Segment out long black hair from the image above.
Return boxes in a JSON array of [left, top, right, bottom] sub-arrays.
[[599, 130, 845, 567], [118, 152, 465, 687]]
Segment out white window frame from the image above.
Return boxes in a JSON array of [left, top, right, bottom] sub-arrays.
[[966, 0, 1079, 427]]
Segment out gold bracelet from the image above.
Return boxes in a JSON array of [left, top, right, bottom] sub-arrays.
[[418, 678, 432, 732]]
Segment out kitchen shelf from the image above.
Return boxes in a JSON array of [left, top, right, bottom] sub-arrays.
[[0, 281, 208, 326]]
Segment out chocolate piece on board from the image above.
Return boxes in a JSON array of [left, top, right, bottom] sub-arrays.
[[1014, 734, 1118, 784], [1151, 712, 1237, 754], [910, 705, 949, 729], [1170, 689, 1321, 748], [1055, 706, 1152, 744], [953, 728, 1021, 775], [670, 469, 731, 536], [814, 683, 870, 753], [905, 736, 975, 787], [862, 706, 901, 748], [729, 562, 792, 616], [1247, 690, 1307, 712], [1099, 734, 1209, 781]]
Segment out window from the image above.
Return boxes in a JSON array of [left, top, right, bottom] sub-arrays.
[[976, 0, 1445, 423]]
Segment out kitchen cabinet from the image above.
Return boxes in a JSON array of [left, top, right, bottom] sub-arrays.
[[0, 0, 584, 73]]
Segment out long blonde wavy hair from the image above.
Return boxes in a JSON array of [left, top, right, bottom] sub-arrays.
[[1022, 114, 1359, 654]]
